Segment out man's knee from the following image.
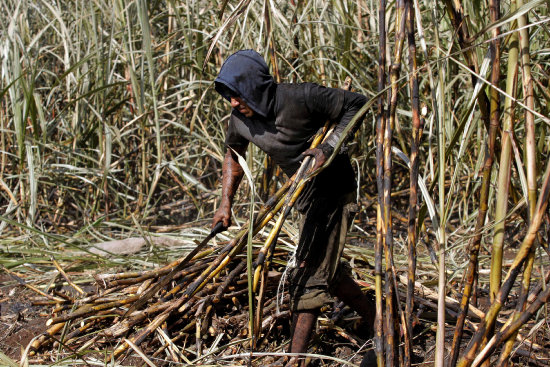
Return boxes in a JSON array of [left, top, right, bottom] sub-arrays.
[[289, 284, 332, 312]]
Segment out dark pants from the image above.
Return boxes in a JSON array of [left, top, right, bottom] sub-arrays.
[[289, 192, 357, 311]]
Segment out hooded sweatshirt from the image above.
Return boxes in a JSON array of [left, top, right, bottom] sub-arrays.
[[215, 50, 275, 118], [215, 50, 366, 204]]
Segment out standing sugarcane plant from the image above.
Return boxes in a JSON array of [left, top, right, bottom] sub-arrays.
[[449, 1, 501, 365], [375, 0, 387, 365], [490, 0, 518, 314], [384, 1, 408, 365], [498, 0, 538, 363], [434, 2, 447, 362], [405, 1, 422, 365]]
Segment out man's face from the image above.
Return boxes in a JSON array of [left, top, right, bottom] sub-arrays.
[[230, 96, 255, 118]]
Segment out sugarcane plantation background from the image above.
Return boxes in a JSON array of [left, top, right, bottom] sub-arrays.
[[1, 0, 550, 366]]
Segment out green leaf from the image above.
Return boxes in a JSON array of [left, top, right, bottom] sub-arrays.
[[0, 351, 18, 367], [471, 0, 545, 41], [231, 145, 256, 346]]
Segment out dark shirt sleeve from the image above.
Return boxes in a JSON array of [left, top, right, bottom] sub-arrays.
[[224, 113, 249, 149], [303, 83, 345, 121], [303, 83, 367, 150]]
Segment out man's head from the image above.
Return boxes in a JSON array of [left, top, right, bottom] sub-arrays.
[[214, 50, 275, 118], [230, 96, 255, 118], [216, 83, 255, 117]]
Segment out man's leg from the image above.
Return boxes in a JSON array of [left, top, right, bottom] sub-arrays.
[[288, 260, 322, 366], [289, 309, 319, 354], [287, 194, 354, 365], [332, 272, 375, 332], [331, 271, 378, 367]]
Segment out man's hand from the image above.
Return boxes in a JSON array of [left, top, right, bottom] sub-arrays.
[[212, 201, 231, 230], [302, 143, 334, 171]]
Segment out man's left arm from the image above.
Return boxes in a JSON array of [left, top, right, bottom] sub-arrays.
[[303, 86, 367, 170], [322, 90, 367, 150]]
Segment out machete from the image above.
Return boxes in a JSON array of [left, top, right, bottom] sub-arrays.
[[123, 221, 225, 317]]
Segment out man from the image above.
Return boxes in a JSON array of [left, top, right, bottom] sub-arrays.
[[212, 50, 375, 366]]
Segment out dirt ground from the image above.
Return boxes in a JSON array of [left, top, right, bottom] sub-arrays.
[[0, 274, 49, 361]]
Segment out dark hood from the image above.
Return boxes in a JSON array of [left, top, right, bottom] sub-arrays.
[[214, 50, 275, 118]]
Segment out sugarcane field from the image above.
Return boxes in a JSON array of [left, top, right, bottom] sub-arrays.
[[1, 0, 550, 366]]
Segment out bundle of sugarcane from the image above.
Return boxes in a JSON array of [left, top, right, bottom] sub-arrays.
[[25, 242, 294, 365]]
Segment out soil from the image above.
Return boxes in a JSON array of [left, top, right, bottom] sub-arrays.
[[0, 274, 48, 361]]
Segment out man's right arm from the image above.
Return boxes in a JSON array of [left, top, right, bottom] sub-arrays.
[[212, 144, 247, 229]]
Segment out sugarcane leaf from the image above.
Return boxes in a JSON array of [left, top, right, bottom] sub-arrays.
[[203, 0, 253, 71], [0, 351, 17, 367], [231, 148, 256, 198], [392, 146, 440, 243], [510, 129, 530, 206], [229, 145, 257, 340], [471, 0, 545, 42], [447, 49, 491, 160], [167, 162, 209, 192]]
